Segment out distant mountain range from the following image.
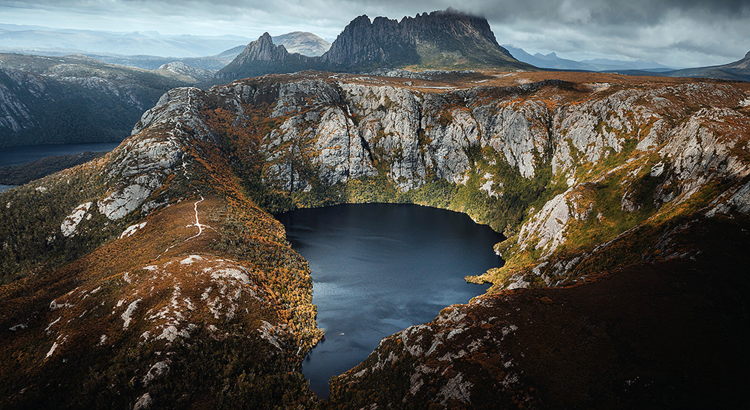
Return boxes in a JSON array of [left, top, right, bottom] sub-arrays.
[[0, 25, 329, 71], [0, 53, 193, 148], [0, 24, 251, 57], [215, 9, 532, 83], [504, 44, 750, 82], [504, 45, 679, 72]]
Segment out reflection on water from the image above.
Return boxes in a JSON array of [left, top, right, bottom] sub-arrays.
[[277, 203, 504, 398]]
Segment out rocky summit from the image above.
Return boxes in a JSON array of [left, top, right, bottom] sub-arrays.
[[1, 69, 749, 409], [215, 10, 532, 83]]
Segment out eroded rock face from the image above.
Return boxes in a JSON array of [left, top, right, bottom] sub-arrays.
[[60, 202, 93, 237], [518, 190, 572, 256], [157, 62, 215, 83], [473, 100, 550, 178], [109, 74, 750, 283], [97, 135, 184, 220]]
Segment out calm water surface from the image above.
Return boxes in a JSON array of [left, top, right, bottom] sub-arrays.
[[0, 142, 121, 193], [277, 203, 504, 398], [0, 142, 120, 168]]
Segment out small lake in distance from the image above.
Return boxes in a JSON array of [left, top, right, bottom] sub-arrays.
[[0, 142, 121, 193], [0, 142, 121, 168], [277, 203, 504, 398]]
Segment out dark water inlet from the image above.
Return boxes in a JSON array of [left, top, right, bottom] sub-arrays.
[[277, 203, 504, 398], [0, 142, 121, 168], [0, 142, 121, 193]]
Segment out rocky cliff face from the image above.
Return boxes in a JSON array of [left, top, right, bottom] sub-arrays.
[[1, 70, 749, 408], [322, 9, 527, 71], [0, 53, 193, 148]]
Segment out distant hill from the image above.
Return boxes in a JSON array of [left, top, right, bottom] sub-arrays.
[[666, 51, 750, 82], [0, 25, 252, 58], [155, 61, 215, 82], [272, 32, 330, 57], [80, 53, 232, 71], [0, 53, 193, 148], [215, 9, 532, 83], [504, 45, 677, 72]]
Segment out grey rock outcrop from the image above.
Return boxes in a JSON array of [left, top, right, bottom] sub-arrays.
[[214, 10, 531, 85], [157, 62, 214, 83]]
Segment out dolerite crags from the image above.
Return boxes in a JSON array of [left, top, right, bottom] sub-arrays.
[[321, 9, 529, 71], [214, 9, 533, 83]]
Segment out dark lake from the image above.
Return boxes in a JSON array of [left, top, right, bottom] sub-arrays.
[[277, 203, 504, 398], [0, 142, 121, 193], [0, 142, 120, 168]]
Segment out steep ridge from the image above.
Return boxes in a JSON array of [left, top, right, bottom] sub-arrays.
[[0, 53, 193, 147], [214, 10, 532, 83], [0, 85, 323, 408], [1, 71, 749, 408]]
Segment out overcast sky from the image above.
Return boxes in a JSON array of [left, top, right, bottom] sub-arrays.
[[1, 0, 748, 67]]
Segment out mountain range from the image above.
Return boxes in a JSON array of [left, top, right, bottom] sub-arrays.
[[0, 24, 251, 58], [663, 51, 750, 82], [0, 53, 193, 148], [504, 45, 678, 72], [505, 44, 750, 82], [215, 10, 531, 83]]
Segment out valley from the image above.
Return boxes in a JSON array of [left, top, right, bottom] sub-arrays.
[[1, 7, 749, 410]]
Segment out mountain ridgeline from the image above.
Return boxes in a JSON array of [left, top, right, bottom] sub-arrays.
[[215, 10, 531, 82]]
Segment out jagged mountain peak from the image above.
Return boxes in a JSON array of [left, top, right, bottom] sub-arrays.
[[213, 9, 531, 84], [321, 8, 526, 71], [244, 32, 287, 60], [214, 32, 318, 80]]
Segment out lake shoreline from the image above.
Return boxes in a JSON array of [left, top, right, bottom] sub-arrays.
[[278, 203, 504, 398]]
